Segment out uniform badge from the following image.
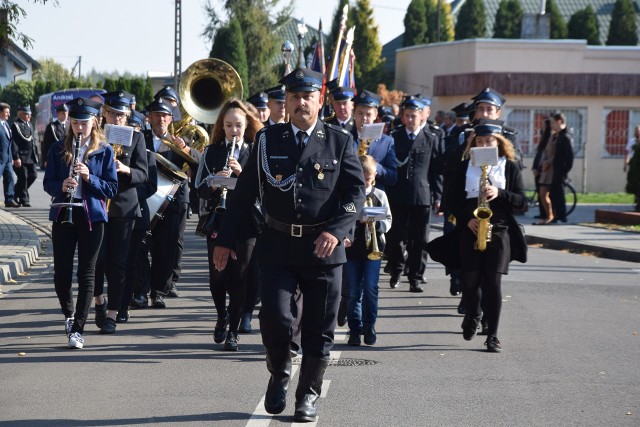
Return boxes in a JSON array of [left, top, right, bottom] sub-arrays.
[[316, 130, 324, 138], [78, 99, 84, 106], [343, 202, 356, 213], [296, 70, 304, 79], [314, 163, 321, 171], [275, 174, 282, 182], [317, 172, 324, 180], [314, 162, 324, 180], [332, 159, 337, 165]]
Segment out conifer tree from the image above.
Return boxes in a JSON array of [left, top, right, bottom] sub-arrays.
[[454, 0, 487, 40], [209, 17, 250, 95], [403, 0, 428, 47], [493, 0, 523, 39], [568, 6, 600, 45], [606, 0, 639, 46], [425, 0, 455, 42], [351, 0, 386, 90], [546, 0, 568, 39]]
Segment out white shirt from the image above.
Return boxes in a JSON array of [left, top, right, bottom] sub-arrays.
[[291, 121, 317, 147], [465, 157, 507, 199]]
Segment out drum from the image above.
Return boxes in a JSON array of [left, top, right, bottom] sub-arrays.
[[147, 151, 188, 230]]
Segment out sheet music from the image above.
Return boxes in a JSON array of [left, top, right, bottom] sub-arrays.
[[361, 123, 385, 141], [360, 206, 388, 221], [105, 124, 134, 147], [470, 146, 499, 167]]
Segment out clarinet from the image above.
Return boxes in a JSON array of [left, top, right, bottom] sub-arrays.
[[60, 133, 82, 226], [215, 136, 236, 213]]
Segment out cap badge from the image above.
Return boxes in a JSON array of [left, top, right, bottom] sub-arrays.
[[295, 70, 304, 79], [78, 99, 84, 106], [118, 91, 124, 97], [360, 93, 366, 98]]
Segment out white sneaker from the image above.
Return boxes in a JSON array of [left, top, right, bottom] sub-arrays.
[[68, 332, 84, 349], [64, 317, 74, 337]]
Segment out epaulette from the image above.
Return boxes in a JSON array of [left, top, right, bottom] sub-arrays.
[[324, 122, 350, 136]]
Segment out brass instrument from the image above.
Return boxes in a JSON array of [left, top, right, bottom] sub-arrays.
[[215, 136, 237, 213], [357, 138, 372, 156], [364, 196, 384, 260], [473, 165, 493, 251], [161, 58, 244, 165], [60, 133, 82, 226]]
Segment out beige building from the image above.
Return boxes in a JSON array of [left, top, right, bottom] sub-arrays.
[[395, 39, 640, 193]]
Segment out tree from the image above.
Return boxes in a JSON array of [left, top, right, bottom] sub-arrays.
[[350, 0, 387, 91], [0, 0, 56, 49], [568, 5, 599, 45], [1, 80, 34, 118], [454, 0, 487, 40], [607, 0, 638, 46], [403, 0, 427, 47], [493, 0, 523, 39], [546, 0, 568, 39], [209, 17, 249, 96], [425, 0, 455, 43], [33, 58, 72, 85]]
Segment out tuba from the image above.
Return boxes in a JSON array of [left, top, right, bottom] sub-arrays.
[[162, 58, 244, 163], [473, 165, 493, 251]]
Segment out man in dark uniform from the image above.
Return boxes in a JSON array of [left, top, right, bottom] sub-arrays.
[[11, 105, 38, 207], [154, 86, 181, 120], [0, 102, 18, 208], [324, 81, 355, 133], [143, 98, 201, 308], [385, 96, 443, 292], [247, 91, 270, 123], [213, 68, 364, 423], [42, 103, 69, 169], [264, 85, 286, 126]]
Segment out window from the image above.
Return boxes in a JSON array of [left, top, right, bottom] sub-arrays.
[[505, 108, 586, 158], [603, 109, 640, 157]]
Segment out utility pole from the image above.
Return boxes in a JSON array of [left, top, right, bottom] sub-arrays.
[[174, 0, 182, 90]]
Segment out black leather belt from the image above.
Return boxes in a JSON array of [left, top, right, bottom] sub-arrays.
[[265, 214, 327, 237]]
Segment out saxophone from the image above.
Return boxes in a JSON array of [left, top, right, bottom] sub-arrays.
[[473, 165, 493, 251], [357, 137, 372, 156]]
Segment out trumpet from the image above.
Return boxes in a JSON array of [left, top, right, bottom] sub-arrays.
[[60, 133, 82, 226], [215, 136, 237, 213], [365, 196, 384, 260], [473, 165, 493, 251]]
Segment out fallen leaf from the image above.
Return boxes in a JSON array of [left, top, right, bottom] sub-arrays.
[[18, 272, 29, 276], [18, 352, 26, 357]]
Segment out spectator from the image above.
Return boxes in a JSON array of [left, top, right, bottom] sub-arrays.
[[0, 102, 18, 208]]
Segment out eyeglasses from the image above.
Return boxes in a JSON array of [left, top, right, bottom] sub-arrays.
[[106, 110, 127, 119]]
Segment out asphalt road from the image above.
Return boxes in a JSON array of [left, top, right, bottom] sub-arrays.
[[1, 172, 638, 426]]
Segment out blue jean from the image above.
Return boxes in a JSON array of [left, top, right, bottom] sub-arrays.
[[345, 258, 381, 333]]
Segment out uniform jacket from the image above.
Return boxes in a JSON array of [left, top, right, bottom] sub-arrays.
[[44, 141, 118, 224], [552, 128, 574, 184], [217, 121, 365, 266], [387, 125, 443, 206], [325, 115, 355, 134], [143, 130, 202, 209], [42, 119, 67, 164], [350, 129, 398, 191], [11, 119, 38, 164], [0, 121, 12, 166], [134, 149, 158, 230], [107, 131, 148, 218]]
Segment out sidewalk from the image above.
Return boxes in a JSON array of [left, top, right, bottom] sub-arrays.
[[0, 207, 42, 287]]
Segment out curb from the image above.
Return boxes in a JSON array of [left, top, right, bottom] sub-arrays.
[[0, 210, 42, 286], [525, 235, 640, 263]]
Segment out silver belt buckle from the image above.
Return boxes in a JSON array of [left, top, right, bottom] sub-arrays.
[[291, 224, 303, 237]]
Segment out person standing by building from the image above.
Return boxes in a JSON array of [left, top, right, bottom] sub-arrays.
[[11, 105, 38, 207], [213, 68, 365, 422], [0, 102, 18, 208], [549, 113, 574, 223]]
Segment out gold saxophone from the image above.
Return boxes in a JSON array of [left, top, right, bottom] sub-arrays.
[[357, 137, 372, 156], [364, 196, 384, 260], [473, 165, 493, 251]]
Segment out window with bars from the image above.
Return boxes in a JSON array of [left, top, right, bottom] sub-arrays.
[[602, 109, 640, 157], [505, 108, 586, 158]]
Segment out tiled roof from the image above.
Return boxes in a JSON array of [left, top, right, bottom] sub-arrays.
[[451, 0, 640, 45]]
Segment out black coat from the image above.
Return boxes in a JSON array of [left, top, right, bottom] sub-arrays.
[[324, 115, 355, 134], [387, 125, 443, 206], [42, 119, 67, 165], [217, 121, 365, 266], [11, 119, 38, 164], [108, 131, 148, 218], [552, 128, 574, 184]]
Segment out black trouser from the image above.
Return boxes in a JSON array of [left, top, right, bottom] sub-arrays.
[[242, 244, 261, 315], [550, 178, 566, 221], [259, 263, 341, 358], [462, 270, 502, 337], [150, 204, 187, 296], [124, 228, 151, 307], [207, 237, 255, 332], [13, 163, 36, 203], [94, 218, 135, 311], [386, 205, 431, 284], [52, 207, 104, 334]]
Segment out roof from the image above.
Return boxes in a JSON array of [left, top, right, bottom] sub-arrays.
[[451, 0, 640, 45], [6, 40, 41, 69], [381, 34, 403, 74], [270, 17, 327, 68]]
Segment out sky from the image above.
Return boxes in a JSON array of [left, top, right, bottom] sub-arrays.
[[18, 0, 413, 77]]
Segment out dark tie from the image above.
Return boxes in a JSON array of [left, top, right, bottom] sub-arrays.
[[297, 130, 306, 155], [409, 133, 416, 142], [340, 122, 346, 129]]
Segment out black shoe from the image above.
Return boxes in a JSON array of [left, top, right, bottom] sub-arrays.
[[462, 315, 480, 341], [409, 282, 424, 293], [4, 200, 19, 208], [485, 335, 502, 353], [363, 326, 376, 345], [264, 347, 292, 415], [213, 313, 228, 344], [94, 301, 107, 328], [167, 283, 179, 298], [348, 331, 361, 346], [151, 294, 166, 308], [223, 331, 238, 351], [479, 319, 489, 336], [100, 317, 117, 334], [130, 294, 148, 309], [457, 297, 466, 315], [116, 310, 129, 323], [238, 313, 252, 333], [337, 297, 347, 327], [390, 273, 400, 289], [449, 277, 461, 296], [20, 202, 31, 207]]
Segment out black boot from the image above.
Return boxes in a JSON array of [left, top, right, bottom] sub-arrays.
[[213, 311, 228, 344], [264, 346, 292, 415], [293, 356, 329, 423]]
